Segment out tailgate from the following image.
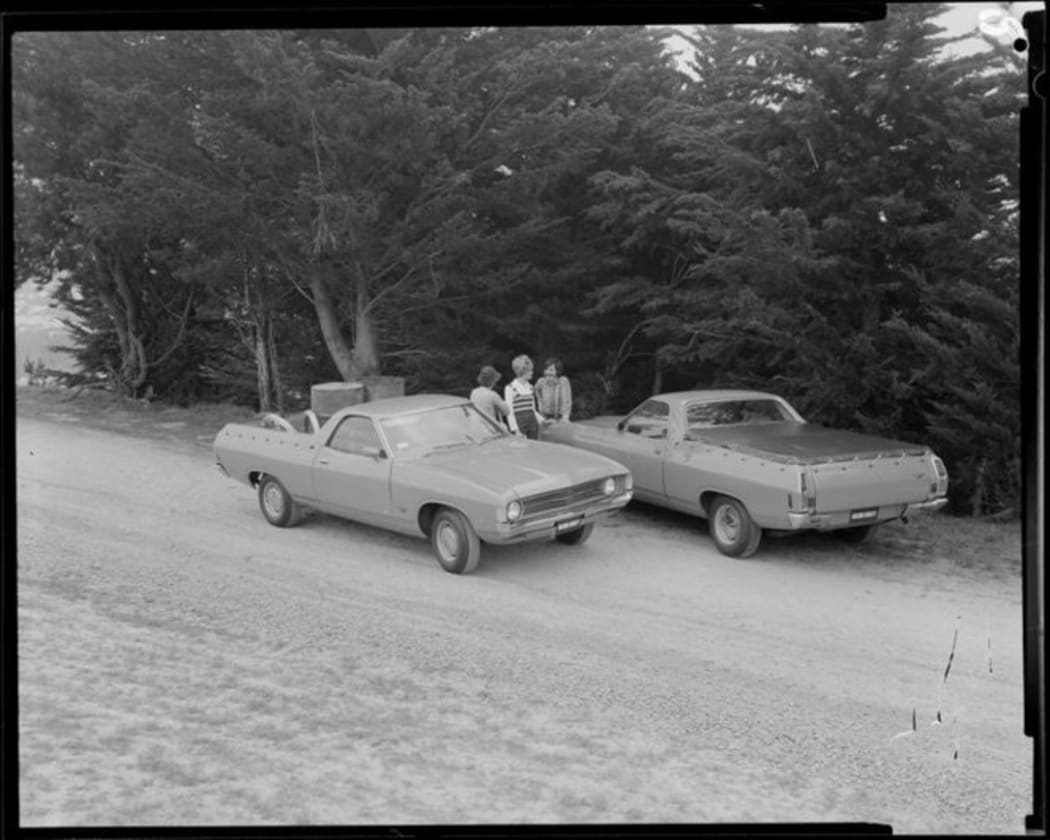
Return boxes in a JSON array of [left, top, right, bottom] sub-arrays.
[[811, 455, 932, 511]]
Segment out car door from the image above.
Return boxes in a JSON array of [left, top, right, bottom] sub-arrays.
[[606, 398, 670, 501], [312, 414, 393, 526]]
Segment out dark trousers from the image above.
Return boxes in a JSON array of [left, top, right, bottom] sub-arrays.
[[515, 410, 539, 439]]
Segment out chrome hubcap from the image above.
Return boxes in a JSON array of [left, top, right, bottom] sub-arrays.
[[715, 507, 739, 543], [437, 522, 460, 560], [264, 484, 284, 517]]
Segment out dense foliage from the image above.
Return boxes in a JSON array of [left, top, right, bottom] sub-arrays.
[[11, 8, 1023, 515]]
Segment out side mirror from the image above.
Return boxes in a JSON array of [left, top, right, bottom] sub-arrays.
[[361, 445, 387, 460], [616, 419, 626, 432]]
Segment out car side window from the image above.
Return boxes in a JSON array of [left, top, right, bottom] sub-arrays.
[[624, 399, 669, 438], [686, 399, 789, 431], [686, 402, 731, 428], [327, 416, 384, 456]]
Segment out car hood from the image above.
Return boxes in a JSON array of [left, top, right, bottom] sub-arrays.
[[692, 422, 929, 461], [409, 437, 623, 496]]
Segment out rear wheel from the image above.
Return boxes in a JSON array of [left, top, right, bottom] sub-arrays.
[[555, 522, 594, 545], [258, 475, 303, 527], [708, 495, 762, 558], [431, 508, 482, 574]]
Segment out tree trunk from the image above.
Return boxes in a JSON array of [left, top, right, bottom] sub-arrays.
[[254, 319, 273, 413], [252, 313, 285, 414], [111, 257, 149, 392], [267, 316, 285, 415], [94, 247, 148, 397], [351, 266, 380, 379], [652, 357, 663, 395], [309, 269, 356, 381]]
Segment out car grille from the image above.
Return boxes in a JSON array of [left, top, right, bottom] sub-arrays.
[[520, 478, 610, 522]]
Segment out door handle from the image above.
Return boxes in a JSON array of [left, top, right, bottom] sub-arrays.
[[318, 458, 329, 465]]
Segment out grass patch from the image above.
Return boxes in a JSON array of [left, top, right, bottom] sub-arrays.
[[16, 384, 258, 449], [872, 513, 1022, 577]]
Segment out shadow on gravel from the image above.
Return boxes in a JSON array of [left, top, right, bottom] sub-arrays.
[[290, 508, 590, 578]]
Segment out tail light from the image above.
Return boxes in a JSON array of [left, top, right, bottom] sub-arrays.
[[931, 455, 948, 496], [797, 469, 816, 512]]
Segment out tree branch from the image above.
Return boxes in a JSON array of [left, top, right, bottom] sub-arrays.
[[147, 293, 195, 370]]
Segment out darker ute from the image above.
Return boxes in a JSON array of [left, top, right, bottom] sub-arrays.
[[542, 389, 948, 558]]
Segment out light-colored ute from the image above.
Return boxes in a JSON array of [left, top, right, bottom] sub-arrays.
[[214, 394, 632, 574]]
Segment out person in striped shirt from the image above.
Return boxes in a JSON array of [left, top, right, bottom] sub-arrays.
[[504, 355, 546, 439]]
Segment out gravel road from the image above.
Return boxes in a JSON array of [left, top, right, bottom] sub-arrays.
[[15, 411, 1031, 831]]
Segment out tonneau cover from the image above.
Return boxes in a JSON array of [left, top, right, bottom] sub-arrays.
[[688, 422, 928, 463]]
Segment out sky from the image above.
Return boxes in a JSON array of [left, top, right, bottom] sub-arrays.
[[935, 1, 1042, 55]]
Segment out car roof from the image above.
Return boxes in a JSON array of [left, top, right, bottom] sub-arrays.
[[337, 393, 469, 419], [646, 389, 780, 408]]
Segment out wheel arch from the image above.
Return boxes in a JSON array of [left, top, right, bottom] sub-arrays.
[[417, 501, 473, 538], [699, 489, 727, 517]]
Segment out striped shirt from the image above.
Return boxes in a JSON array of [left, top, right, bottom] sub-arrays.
[[504, 379, 539, 437]]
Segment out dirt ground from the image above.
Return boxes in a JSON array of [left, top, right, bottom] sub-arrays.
[[14, 386, 1032, 832]]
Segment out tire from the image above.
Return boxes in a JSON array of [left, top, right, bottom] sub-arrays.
[[708, 495, 762, 558], [555, 522, 595, 546], [257, 475, 303, 527], [838, 525, 874, 544], [430, 508, 482, 574]]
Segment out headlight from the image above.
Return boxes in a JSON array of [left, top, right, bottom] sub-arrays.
[[506, 500, 523, 522], [602, 477, 616, 496], [622, 472, 633, 491]]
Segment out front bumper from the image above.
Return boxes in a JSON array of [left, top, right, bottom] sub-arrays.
[[480, 492, 633, 544], [785, 496, 948, 531]]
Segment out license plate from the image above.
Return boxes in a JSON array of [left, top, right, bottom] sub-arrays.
[[850, 508, 879, 522], [555, 516, 584, 533]]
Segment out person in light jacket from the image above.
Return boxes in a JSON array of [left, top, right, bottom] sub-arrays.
[[470, 365, 510, 428], [504, 355, 545, 439], [535, 356, 572, 422]]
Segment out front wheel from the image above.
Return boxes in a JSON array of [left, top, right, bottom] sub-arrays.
[[555, 522, 594, 546], [258, 475, 303, 527], [431, 508, 482, 574], [708, 495, 762, 558]]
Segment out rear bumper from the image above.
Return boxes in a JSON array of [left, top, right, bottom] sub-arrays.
[[785, 497, 947, 530], [479, 492, 632, 544], [903, 497, 949, 516]]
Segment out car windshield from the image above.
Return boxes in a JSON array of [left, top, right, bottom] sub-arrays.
[[380, 404, 508, 457], [684, 399, 794, 438]]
